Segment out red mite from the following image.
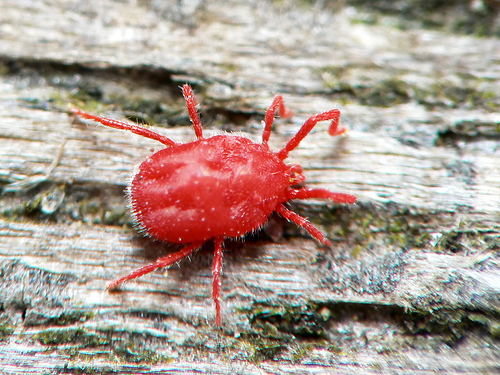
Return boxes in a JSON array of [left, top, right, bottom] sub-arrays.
[[71, 85, 356, 326]]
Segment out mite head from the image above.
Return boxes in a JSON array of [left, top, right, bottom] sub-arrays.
[[288, 164, 306, 186]]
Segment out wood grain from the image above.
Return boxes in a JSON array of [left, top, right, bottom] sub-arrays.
[[0, 0, 499, 373]]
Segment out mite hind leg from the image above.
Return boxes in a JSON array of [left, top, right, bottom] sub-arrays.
[[70, 107, 176, 146], [212, 237, 224, 326], [107, 241, 204, 290], [182, 84, 203, 139]]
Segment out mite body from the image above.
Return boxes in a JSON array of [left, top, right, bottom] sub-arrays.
[[71, 85, 356, 325], [131, 135, 290, 242]]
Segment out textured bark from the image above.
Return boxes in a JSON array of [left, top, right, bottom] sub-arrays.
[[0, 0, 499, 374]]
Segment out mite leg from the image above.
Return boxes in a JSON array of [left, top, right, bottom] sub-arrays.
[[212, 237, 224, 326], [182, 84, 203, 139], [275, 204, 331, 246], [262, 95, 292, 146], [286, 187, 357, 204], [277, 109, 344, 160], [69, 107, 176, 146], [107, 241, 204, 290], [328, 115, 346, 136]]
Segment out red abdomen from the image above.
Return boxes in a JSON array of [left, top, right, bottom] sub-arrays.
[[130, 135, 290, 243]]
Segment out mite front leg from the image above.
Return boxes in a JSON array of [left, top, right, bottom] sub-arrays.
[[286, 187, 356, 204], [275, 204, 331, 246], [262, 94, 292, 146], [277, 109, 341, 160]]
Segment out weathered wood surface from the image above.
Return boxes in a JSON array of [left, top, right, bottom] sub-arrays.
[[0, 0, 499, 374]]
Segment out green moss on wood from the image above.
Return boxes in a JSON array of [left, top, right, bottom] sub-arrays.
[[0, 322, 15, 340]]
